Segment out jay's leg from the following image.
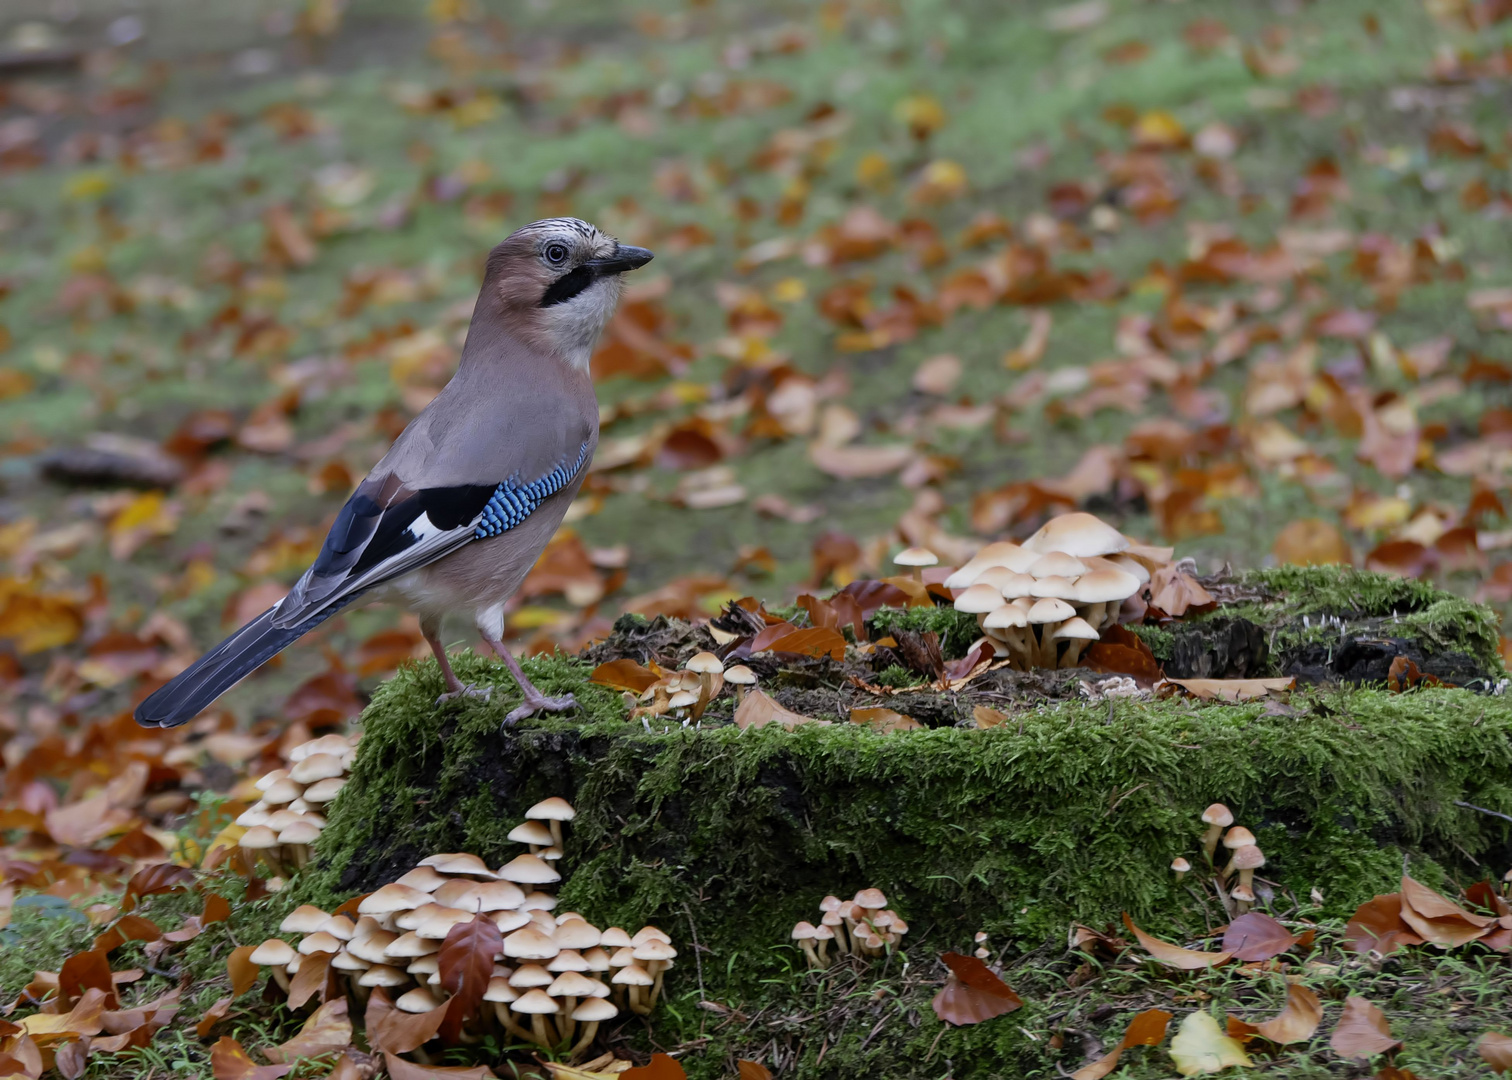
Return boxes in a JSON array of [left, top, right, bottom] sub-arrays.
[[424, 617, 492, 705], [480, 635, 576, 725]]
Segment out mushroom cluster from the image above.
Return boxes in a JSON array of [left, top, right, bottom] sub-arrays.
[[633, 651, 758, 720], [249, 797, 676, 1059], [790, 889, 908, 968], [945, 513, 1170, 670], [235, 733, 359, 878], [1174, 802, 1267, 916]]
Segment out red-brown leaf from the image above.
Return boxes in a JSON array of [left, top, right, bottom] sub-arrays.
[[1480, 1032, 1512, 1074], [59, 951, 116, 1010], [287, 950, 333, 1010], [227, 946, 259, 997], [209, 1036, 292, 1080], [196, 996, 234, 1040], [121, 863, 194, 912], [1227, 983, 1322, 1045], [381, 1053, 496, 1080], [932, 952, 1023, 1026], [437, 915, 501, 1043], [737, 1063, 773, 1080], [622, 1054, 688, 1079], [1221, 913, 1301, 961], [589, 658, 661, 694], [94, 914, 162, 954], [1085, 627, 1162, 682], [1122, 913, 1231, 969], [759, 626, 848, 660], [1330, 996, 1400, 1059], [1070, 1008, 1171, 1080], [1343, 894, 1425, 955], [365, 986, 448, 1055]]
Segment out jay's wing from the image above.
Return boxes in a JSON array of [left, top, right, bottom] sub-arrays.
[[270, 441, 592, 629]]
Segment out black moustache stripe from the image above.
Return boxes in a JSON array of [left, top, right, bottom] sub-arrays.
[[540, 265, 596, 307]]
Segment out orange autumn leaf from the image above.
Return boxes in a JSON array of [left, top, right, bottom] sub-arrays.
[[1122, 914, 1232, 970], [365, 986, 448, 1055], [622, 1054, 687, 1079], [1330, 996, 1399, 1059], [733, 688, 829, 731], [264, 998, 351, 1063], [1480, 1032, 1512, 1074], [1221, 912, 1302, 961], [589, 658, 661, 694], [383, 1055, 496, 1080], [1071, 1008, 1171, 1079], [1227, 983, 1321, 1045], [209, 1036, 292, 1080], [759, 626, 847, 660], [737, 1063, 773, 1080], [932, 951, 1023, 1026], [1343, 893, 1424, 955], [1397, 874, 1494, 947], [227, 945, 260, 997], [849, 707, 922, 732]]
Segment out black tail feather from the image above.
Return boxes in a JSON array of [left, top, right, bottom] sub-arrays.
[[134, 598, 356, 728]]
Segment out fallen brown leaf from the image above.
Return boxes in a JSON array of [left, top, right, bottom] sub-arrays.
[[1330, 996, 1399, 1059], [210, 1036, 293, 1080], [1071, 1008, 1171, 1079], [1221, 913, 1303, 961], [264, 998, 351, 1063], [1480, 1032, 1512, 1074], [733, 688, 829, 731], [1123, 914, 1232, 970], [1227, 982, 1321, 1045], [1160, 677, 1294, 703], [931, 952, 1023, 1026]]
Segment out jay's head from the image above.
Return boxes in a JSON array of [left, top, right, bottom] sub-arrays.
[[484, 217, 653, 370]]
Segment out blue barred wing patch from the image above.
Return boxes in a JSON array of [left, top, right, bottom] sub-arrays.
[[474, 441, 592, 539]]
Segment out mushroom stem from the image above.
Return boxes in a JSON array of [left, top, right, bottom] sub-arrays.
[[695, 673, 714, 719], [530, 1012, 553, 1049], [798, 939, 819, 969], [560, 998, 576, 1041], [1200, 824, 1223, 865], [495, 1003, 534, 1044], [1061, 639, 1089, 668], [549, 821, 563, 849], [649, 968, 666, 1010], [570, 1020, 601, 1061], [1082, 602, 1105, 632], [630, 984, 651, 1016], [287, 844, 309, 870], [815, 938, 829, 967], [271, 968, 291, 994], [1239, 867, 1256, 892]]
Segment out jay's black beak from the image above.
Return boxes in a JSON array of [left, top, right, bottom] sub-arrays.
[[586, 245, 654, 274]]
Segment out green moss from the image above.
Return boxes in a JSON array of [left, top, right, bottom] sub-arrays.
[[1129, 623, 1176, 661], [869, 605, 980, 658], [873, 664, 926, 688]]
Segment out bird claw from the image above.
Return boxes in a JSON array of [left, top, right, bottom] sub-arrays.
[[437, 683, 492, 705], [502, 692, 577, 727]]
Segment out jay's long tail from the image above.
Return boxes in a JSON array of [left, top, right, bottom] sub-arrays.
[[134, 599, 356, 728]]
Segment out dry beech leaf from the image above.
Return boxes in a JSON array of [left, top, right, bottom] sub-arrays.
[[931, 951, 1023, 1026], [437, 915, 502, 1043], [1397, 875, 1494, 948], [737, 1063, 773, 1080], [365, 986, 448, 1055], [849, 707, 922, 732], [1160, 677, 1294, 703], [1148, 565, 1216, 617], [227, 945, 259, 997], [196, 995, 235, 1040], [734, 688, 829, 731], [121, 863, 195, 912], [264, 998, 351, 1064], [1330, 996, 1400, 1059], [209, 1036, 292, 1080], [59, 950, 116, 1009], [1480, 1032, 1512, 1074], [1123, 914, 1232, 970], [381, 1053, 496, 1080], [1170, 1010, 1251, 1075], [622, 1054, 687, 1079], [1343, 894, 1423, 955], [1227, 983, 1321, 1045], [1221, 913, 1302, 961], [1071, 1007, 1171, 1079], [19, 987, 107, 1043], [973, 705, 1011, 729], [809, 442, 916, 479], [287, 950, 333, 1010], [322, 1057, 364, 1080], [760, 626, 847, 660], [589, 658, 660, 694]]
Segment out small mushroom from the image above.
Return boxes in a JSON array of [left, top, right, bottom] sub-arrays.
[[953, 583, 1005, 615], [1220, 825, 1255, 879], [684, 652, 724, 719], [893, 546, 938, 583], [1052, 616, 1099, 668], [983, 605, 1032, 671], [812, 922, 834, 966], [1021, 512, 1130, 558], [301, 777, 347, 805], [1200, 804, 1234, 865], [486, 976, 533, 1042], [419, 852, 499, 879], [238, 825, 286, 878], [1230, 882, 1255, 915], [524, 797, 577, 849], [1171, 857, 1191, 883], [1230, 845, 1265, 892], [513, 987, 563, 1047], [395, 866, 448, 893], [277, 819, 321, 870], [723, 664, 757, 704], [1026, 597, 1075, 667], [612, 963, 654, 1015], [289, 752, 345, 786], [497, 854, 561, 886], [820, 909, 849, 954], [280, 905, 330, 936], [943, 541, 1038, 589], [249, 938, 295, 993], [568, 998, 618, 1060], [790, 922, 820, 968], [507, 821, 555, 853]]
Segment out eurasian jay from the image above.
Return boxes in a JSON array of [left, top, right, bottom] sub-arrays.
[[135, 217, 652, 728]]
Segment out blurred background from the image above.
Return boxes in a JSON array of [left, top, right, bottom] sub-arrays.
[[2, 0, 1512, 732]]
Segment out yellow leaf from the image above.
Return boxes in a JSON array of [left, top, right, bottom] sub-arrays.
[[203, 823, 248, 869], [1134, 110, 1187, 149], [1170, 1011, 1252, 1075], [65, 170, 112, 200], [107, 492, 180, 560]]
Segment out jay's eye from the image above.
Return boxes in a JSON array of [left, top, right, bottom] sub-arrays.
[[544, 243, 569, 266]]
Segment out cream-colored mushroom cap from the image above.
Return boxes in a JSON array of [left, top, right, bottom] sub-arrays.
[[416, 907, 475, 940], [503, 925, 559, 961], [321, 915, 355, 941], [547, 971, 600, 998], [519, 891, 558, 912], [1230, 883, 1256, 903], [1074, 567, 1142, 604], [684, 651, 724, 675], [358, 964, 408, 987], [1231, 845, 1266, 870], [1027, 598, 1076, 624], [406, 955, 439, 976], [250, 938, 296, 966], [812, 924, 834, 943], [395, 866, 448, 893], [290, 753, 345, 784], [359, 883, 431, 915], [395, 902, 449, 931], [299, 931, 341, 955], [262, 778, 302, 805], [854, 888, 887, 909], [582, 947, 611, 972], [432, 880, 485, 913], [290, 734, 351, 762], [1224, 826, 1256, 849], [265, 809, 304, 832], [507, 964, 554, 989], [1029, 575, 1079, 600], [474, 880, 526, 911], [331, 950, 368, 972], [983, 605, 1029, 630], [553, 920, 601, 951], [1202, 804, 1234, 827], [974, 568, 1036, 597], [612, 963, 654, 987], [1053, 617, 1099, 641], [255, 768, 289, 792], [1023, 512, 1130, 557], [277, 820, 321, 846], [599, 927, 633, 949], [396, 987, 443, 1013], [302, 777, 346, 804], [572, 998, 619, 1021], [668, 690, 699, 709], [498, 854, 561, 885], [1171, 857, 1191, 872], [507, 821, 554, 847], [239, 825, 280, 850], [484, 976, 518, 1002], [1028, 552, 1088, 579], [419, 852, 499, 879], [348, 931, 397, 964], [384, 931, 441, 958], [235, 805, 271, 828], [893, 546, 938, 568], [634, 939, 677, 963], [1106, 553, 1152, 583], [511, 988, 560, 1015], [492, 909, 532, 934], [548, 949, 590, 973], [525, 797, 576, 822], [790, 921, 817, 941], [280, 905, 330, 935], [723, 665, 757, 686], [953, 583, 1004, 614], [631, 926, 672, 946], [944, 541, 1037, 588]]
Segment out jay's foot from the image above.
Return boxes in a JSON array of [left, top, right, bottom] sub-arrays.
[[503, 690, 577, 727], [436, 683, 492, 706]]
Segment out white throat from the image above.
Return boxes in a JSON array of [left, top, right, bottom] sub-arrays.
[[539, 276, 621, 373]]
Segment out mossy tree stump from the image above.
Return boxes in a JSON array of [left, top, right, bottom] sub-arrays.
[[290, 568, 1512, 1076]]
